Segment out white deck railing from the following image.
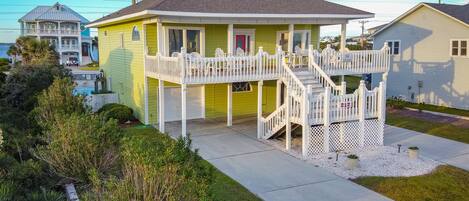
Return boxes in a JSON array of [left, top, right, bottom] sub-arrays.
[[261, 104, 287, 139], [312, 44, 390, 75], [308, 81, 383, 125], [145, 45, 390, 84]]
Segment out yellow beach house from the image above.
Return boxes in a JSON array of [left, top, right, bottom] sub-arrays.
[[87, 0, 391, 158]]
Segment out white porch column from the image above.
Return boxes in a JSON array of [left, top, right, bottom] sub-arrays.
[[36, 21, 40, 40], [276, 79, 282, 108], [181, 84, 187, 138], [77, 22, 82, 64], [340, 23, 347, 52], [302, 86, 312, 158], [227, 83, 233, 127], [21, 22, 25, 36], [257, 81, 264, 139], [358, 80, 366, 147], [285, 87, 291, 150], [323, 87, 331, 153], [288, 24, 294, 53], [378, 81, 386, 145], [157, 20, 164, 55], [158, 80, 165, 133], [227, 24, 234, 54]]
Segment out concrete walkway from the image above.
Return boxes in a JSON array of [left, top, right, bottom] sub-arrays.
[[384, 125, 469, 171], [166, 117, 390, 201]]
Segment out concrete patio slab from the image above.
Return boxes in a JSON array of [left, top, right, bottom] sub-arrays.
[[260, 179, 391, 201], [164, 117, 392, 201], [209, 149, 338, 194], [192, 133, 273, 160], [384, 125, 469, 171]]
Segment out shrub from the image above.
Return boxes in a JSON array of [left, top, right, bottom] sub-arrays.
[[347, 154, 359, 159], [98, 104, 134, 123], [33, 77, 88, 130], [0, 65, 10, 72], [408, 146, 419, 150], [83, 129, 212, 201], [34, 114, 122, 184]]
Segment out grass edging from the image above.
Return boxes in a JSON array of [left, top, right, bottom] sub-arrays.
[[353, 165, 469, 201]]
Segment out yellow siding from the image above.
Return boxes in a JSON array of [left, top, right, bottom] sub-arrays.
[[145, 24, 157, 55], [205, 81, 277, 118], [98, 20, 146, 122]]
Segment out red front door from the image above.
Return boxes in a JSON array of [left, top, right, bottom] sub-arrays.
[[235, 35, 246, 51]]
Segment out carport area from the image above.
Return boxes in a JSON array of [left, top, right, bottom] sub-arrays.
[[164, 116, 390, 201]]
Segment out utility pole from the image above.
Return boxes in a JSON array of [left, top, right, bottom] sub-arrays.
[[358, 20, 369, 49]]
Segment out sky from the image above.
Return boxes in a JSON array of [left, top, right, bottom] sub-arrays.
[[0, 0, 468, 43]]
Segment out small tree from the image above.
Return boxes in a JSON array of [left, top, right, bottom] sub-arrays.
[[33, 77, 87, 130], [34, 114, 122, 183]]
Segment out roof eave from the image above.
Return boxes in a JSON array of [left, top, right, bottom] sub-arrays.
[[87, 10, 374, 28]]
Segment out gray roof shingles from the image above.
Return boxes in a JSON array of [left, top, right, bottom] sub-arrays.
[[20, 3, 89, 23], [91, 0, 373, 25], [425, 3, 469, 25]]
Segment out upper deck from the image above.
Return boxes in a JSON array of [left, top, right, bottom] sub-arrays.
[[144, 45, 390, 84]]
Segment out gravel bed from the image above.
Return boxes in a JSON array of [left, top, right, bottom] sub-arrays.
[[263, 139, 441, 179]]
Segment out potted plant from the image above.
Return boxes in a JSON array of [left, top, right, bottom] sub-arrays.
[[345, 154, 359, 170], [408, 146, 419, 159]]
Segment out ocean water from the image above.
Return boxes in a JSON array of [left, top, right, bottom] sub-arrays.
[[0, 43, 12, 59]]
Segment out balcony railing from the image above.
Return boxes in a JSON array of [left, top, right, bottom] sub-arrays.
[[61, 45, 80, 51], [145, 45, 390, 84]]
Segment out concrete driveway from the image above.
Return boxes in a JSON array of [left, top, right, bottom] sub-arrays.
[[384, 125, 469, 171], [166, 117, 390, 201]]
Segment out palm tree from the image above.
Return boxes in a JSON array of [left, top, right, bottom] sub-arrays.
[[8, 36, 59, 66]]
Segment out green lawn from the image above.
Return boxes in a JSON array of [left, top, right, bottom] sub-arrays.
[[79, 66, 99, 71], [332, 75, 362, 93], [386, 112, 469, 144], [388, 99, 469, 117], [123, 126, 261, 201], [353, 166, 469, 201]]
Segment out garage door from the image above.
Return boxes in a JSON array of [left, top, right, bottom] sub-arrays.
[[164, 86, 204, 122]]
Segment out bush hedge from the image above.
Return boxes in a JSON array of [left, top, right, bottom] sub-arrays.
[[98, 103, 134, 123]]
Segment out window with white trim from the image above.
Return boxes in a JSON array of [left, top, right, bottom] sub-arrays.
[[166, 27, 204, 55], [131, 26, 140, 41], [386, 40, 400, 55], [277, 30, 311, 52], [451, 39, 468, 57], [232, 82, 252, 92]]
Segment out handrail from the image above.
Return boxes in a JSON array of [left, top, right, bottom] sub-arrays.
[[261, 103, 287, 139], [308, 52, 342, 96]]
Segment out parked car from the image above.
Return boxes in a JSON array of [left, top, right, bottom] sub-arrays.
[[66, 57, 79, 66]]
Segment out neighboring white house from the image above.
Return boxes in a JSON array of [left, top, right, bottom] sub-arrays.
[[371, 3, 469, 110], [18, 3, 94, 65]]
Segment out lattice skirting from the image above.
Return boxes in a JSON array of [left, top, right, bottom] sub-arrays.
[[306, 119, 384, 158]]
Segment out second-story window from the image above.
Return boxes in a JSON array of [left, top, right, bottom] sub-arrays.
[[451, 39, 468, 57], [132, 26, 140, 41], [232, 82, 252, 93], [386, 40, 400, 55]]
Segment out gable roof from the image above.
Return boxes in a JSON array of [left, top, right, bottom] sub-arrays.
[[88, 0, 373, 27], [371, 2, 469, 37], [20, 3, 89, 23]]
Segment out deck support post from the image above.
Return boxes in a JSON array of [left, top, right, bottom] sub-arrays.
[[156, 19, 164, 55], [288, 24, 294, 53], [323, 87, 331, 153], [285, 87, 291, 150], [158, 80, 165, 133], [340, 23, 347, 52], [257, 81, 264, 139], [181, 84, 187, 138], [302, 86, 312, 158], [227, 83, 232, 127], [339, 82, 346, 145], [276, 79, 282, 108], [227, 24, 234, 55], [358, 80, 366, 147], [378, 81, 386, 145]]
